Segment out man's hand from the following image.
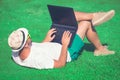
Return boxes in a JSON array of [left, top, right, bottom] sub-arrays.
[[43, 28, 56, 42], [61, 31, 72, 47]]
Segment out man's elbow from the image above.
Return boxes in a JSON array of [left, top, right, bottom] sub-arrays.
[[59, 62, 66, 67], [54, 60, 66, 68]]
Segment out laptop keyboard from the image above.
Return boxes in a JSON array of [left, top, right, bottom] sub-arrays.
[[51, 23, 77, 45]]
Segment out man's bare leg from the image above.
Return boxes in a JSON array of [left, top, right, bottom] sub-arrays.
[[74, 10, 115, 26], [76, 21, 115, 56], [76, 21, 103, 48], [74, 12, 93, 22]]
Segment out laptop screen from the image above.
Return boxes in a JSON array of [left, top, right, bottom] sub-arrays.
[[47, 5, 78, 27]]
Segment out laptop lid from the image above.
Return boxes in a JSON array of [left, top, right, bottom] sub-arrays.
[[47, 5, 78, 27]]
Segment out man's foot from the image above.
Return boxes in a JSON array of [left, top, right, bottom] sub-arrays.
[[94, 47, 115, 56], [92, 10, 115, 26]]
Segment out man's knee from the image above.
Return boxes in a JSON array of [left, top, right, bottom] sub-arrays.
[[78, 20, 92, 29], [80, 20, 91, 25]]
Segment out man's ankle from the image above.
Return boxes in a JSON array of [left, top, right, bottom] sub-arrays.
[[96, 45, 107, 51]]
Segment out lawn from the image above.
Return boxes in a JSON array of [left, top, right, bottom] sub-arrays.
[[0, 0, 120, 80]]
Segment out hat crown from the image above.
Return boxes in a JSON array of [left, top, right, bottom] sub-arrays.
[[8, 31, 23, 49], [8, 28, 28, 52]]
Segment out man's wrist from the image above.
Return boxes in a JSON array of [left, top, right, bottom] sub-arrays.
[[62, 44, 68, 48]]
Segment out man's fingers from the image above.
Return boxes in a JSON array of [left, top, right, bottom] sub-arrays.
[[51, 28, 56, 31], [63, 31, 72, 37], [51, 34, 56, 39], [48, 28, 57, 36], [69, 33, 72, 38], [51, 28, 57, 33]]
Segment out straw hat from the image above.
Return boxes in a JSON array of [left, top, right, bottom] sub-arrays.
[[8, 28, 29, 52]]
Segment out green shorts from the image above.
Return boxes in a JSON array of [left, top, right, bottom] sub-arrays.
[[68, 34, 84, 60]]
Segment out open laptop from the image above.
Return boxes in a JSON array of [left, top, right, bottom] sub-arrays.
[[47, 5, 78, 47]]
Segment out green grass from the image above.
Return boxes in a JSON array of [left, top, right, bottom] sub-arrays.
[[0, 0, 120, 80]]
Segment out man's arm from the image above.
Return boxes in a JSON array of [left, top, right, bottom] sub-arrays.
[[54, 31, 72, 68]]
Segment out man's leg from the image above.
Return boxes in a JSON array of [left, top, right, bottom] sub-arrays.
[[74, 12, 93, 22], [76, 21, 115, 56], [74, 10, 115, 26]]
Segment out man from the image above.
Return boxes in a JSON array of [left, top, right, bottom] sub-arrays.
[[8, 10, 115, 69]]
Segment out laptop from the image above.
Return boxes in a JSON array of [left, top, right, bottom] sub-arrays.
[[47, 5, 78, 47]]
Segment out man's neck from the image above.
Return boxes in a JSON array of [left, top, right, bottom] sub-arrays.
[[19, 48, 31, 60]]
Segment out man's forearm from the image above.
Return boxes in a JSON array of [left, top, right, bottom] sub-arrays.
[[54, 45, 68, 68], [42, 38, 49, 42]]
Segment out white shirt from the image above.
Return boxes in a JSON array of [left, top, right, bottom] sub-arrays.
[[12, 42, 71, 69]]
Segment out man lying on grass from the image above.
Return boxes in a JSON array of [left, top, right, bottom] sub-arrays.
[[8, 10, 115, 69]]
